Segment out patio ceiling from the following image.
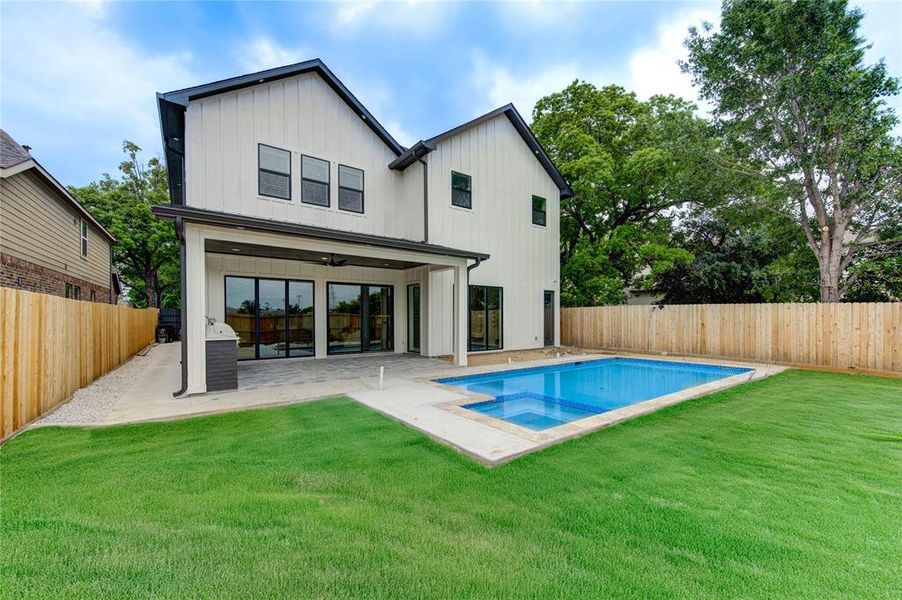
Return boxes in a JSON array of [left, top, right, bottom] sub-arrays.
[[205, 239, 426, 270]]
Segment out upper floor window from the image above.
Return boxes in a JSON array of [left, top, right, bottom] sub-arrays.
[[80, 219, 89, 257], [338, 165, 364, 213], [258, 144, 291, 200], [301, 155, 330, 207], [532, 195, 547, 227], [451, 171, 471, 209]]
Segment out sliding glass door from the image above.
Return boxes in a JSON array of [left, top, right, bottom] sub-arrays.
[[225, 276, 314, 360], [327, 283, 393, 354], [469, 285, 502, 351]]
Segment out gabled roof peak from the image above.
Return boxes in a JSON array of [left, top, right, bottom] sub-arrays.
[[388, 104, 573, 199]]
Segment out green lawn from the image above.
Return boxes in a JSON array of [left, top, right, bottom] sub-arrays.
[[2, 370, 900, 599]]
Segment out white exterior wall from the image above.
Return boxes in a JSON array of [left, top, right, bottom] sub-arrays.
[[424, 114, 561, 353], [184, 72, 423, 240]]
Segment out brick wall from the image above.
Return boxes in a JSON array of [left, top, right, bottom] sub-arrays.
[[0, 253, 112, 303]]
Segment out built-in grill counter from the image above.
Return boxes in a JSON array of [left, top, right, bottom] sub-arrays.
[[205, 320, 239, 392]]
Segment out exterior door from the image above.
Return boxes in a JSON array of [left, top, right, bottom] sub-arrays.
[[407, 284, 421, 353], [543, 290, 554, 346], [327, 283, 393, 354]]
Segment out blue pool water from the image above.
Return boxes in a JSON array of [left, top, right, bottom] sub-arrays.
[[436, 358, 752, 431]]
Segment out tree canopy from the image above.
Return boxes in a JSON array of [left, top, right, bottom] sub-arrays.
[[70, 142, 179, 308], [683, 0, 901, 302], [532, 83, 741, 306]]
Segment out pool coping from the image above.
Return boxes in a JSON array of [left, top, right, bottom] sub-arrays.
[[424, 354, 785, 465]]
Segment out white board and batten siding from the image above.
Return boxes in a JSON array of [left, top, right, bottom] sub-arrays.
[[424, 114, 561, 353], [184, 72, 423, 241]]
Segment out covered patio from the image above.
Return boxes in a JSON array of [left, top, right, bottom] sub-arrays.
[[153, 205, 490, 396]]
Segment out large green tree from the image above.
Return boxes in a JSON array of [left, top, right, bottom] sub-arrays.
[[532, 83, 736, 306], [684, 0, 901, 302], [70, 142, 179, 308]]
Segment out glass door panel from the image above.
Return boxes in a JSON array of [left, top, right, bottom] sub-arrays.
[[257, 279, 287, 359], [486, 287, 502, 350], [328, 284, 362, 354], [366, 286, 393, 351], [407, 284, 420, 353], [225, 277, 257, 360], [469, 286, 486, 351], [288, 280, 314, 357]]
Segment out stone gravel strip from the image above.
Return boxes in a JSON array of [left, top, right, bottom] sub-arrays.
[[34, 345, 158, 426]]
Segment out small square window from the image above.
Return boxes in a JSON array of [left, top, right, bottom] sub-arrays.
[[258, 144, 291, 200], [451, 171, 471, 209], [532, 195, 547, 227], [301, 155, 330, 207], [80, 219, 89, 258], [338, 165, 364, 213]]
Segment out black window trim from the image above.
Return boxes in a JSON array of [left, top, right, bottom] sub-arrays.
[[532, 195, 547, 227], [224, 275, 315, 360], [337, 163, 365, 214], [451, 170, 472, 210], [300, 154, 331, 207], [257, 143, 292, 201]]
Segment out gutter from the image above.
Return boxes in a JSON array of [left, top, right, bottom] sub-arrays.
[[417, 156, 428, 243], [173, 216, 188, 397]]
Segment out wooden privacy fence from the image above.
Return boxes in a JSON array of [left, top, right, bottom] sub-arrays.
[[0, 288, 158, 440], [562, 303, 902, 374]]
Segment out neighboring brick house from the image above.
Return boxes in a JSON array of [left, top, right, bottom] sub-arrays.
[[0, 130, 120, 303]]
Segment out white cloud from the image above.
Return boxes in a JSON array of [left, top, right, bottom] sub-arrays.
[[0, 2, 198, 184], [237, 38, 311, 73], [469, 53, 589, 119], [626, 7, 720, 106], [329, 0, 455, 37]]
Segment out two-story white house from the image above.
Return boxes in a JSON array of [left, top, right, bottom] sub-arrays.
[[153, 59, 572, 395]]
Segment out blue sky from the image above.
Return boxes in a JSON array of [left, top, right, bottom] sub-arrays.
[[2, 0, 900, 186]]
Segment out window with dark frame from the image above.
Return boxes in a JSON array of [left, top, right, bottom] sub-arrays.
[[74, 286, 80, 300], [451, 171, 471, 209], [65, 283, 72, 299], [338, 165, 364, 213], [90, 290, 96, 302], [468, 285, 503, 351], [80, 219, 89, 257], [258, 144, 291, 200], [532, 195, 547, 226], [301, 155, 330, 207]]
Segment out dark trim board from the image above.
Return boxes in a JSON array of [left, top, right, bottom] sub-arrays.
[[152, 204, 490, 261]]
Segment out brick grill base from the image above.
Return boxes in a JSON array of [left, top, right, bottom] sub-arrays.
[[0, 253, 111, 303]]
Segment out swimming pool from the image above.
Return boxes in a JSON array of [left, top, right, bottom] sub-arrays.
[[436, 358, 753, 431]]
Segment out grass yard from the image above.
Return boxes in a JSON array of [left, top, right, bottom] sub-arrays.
[[2, 370, 900, 598]]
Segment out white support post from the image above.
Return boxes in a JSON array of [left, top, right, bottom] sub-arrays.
[[184, 224, 208, 394], [452, 261, 468, 367]]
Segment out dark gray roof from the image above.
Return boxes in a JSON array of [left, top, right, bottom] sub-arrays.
[[0, 129, 33, 169], [152, 204, 490, 261], [388, 104, 574, 199]]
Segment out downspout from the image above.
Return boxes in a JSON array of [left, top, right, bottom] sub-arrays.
[[173, 216, 188, 397], [417, 156, 428, 243]]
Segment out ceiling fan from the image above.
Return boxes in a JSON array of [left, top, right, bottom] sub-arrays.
[[322, 253, 348, 267]]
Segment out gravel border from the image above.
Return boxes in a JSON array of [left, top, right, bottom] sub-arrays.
[[35, 345, 157, 426]]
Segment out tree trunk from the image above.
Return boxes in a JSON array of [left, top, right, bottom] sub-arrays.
[[144, 271, 157, 308]]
